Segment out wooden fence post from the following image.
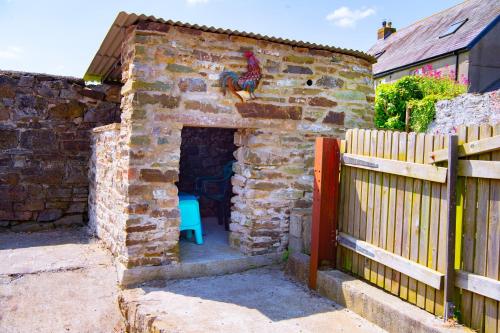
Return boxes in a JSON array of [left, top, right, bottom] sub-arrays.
[[405, 106, 412, 132], [444, 134, 459, 321], [309, 137, 341, 289]]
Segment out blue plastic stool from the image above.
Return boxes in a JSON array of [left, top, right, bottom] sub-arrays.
[[178, 193, 203, 245]]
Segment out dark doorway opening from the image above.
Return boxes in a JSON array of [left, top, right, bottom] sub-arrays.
[[177, 126, 237, 261]]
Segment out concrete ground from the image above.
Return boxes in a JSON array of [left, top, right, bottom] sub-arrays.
[[179, 217, 244, 263], [0, 228, 123, 333], [120, 266, 387, 333]]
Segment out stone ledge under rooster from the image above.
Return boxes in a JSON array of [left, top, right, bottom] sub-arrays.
[[220, 51, 261, 103]]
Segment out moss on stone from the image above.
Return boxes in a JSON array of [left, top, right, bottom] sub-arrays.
[[166, 64, 194, 73]]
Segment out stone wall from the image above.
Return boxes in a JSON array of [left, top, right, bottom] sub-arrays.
[[0, 70, 121, 231], [88, 124, 126, 259], [427, 89, 500, 134], [91, 21, 374, 271], [177, 126, 236, 217]]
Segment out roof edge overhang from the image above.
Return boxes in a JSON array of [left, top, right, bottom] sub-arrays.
[[84, 11, 376, 83], [373, 47, 469, 79], [467, 14, 500, 50]]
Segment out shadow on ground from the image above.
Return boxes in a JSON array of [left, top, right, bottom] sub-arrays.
[[0, 227, 90, 250], [121, 266, 386, 333]]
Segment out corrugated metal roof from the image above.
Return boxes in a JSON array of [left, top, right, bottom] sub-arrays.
[[368, 0, 500, 77], [84, 11, 376, 82]]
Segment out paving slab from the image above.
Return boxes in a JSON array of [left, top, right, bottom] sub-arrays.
[[0, 228, 123, 333], [120, 266, 387, 333]]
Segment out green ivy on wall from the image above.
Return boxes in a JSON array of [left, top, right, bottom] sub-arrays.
[[374, 75, 467, 132]]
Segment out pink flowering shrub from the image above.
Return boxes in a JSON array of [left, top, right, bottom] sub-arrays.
[[413, 64, 469, 85]]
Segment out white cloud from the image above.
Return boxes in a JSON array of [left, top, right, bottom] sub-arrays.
[[326, 6, 376, 28], [0, 46, 22, 59], [185, 0, 209, 5]]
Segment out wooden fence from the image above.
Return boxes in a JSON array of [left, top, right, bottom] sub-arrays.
[[309, 125, 500, 333]]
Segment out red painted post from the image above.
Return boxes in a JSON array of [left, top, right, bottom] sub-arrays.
[[309, 137, 341, 290]]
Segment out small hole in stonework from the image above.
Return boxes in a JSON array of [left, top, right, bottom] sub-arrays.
[[306, 79, 313, 86]]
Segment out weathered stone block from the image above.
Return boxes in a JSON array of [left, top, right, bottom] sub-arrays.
[[289, 214, 303, 238], [235, 102, 302, 120], [166, 64, 194, 73], [133, 81, 172, 92], [18, 75, 34, 87], [49, 100, 85, 119], [53, 214, 84, 226], [139, 169, 178, 183], [37, 208, 63, 222], [0, 83, 15, 98], [178, 78, 207, 92], [0, 129, 17, 149], [309, 97, 338, 108], [80, 88, 106, 100], [316, 76, 344, 89], [184, 100, 217, 113], [137, 21, 170, 33], [134, 92, 179, 108], [19, 130, 56, 151], [322, 111, 345, 125], [283, 55, 314, 64], [130, 135, 151, 146], [283, 65, 313, 75]]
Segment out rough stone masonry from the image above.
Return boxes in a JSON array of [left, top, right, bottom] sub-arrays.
[[88, 19, 375, 280], [0, 71, 120, 231]]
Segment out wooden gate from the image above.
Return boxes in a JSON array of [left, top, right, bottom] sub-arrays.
[[309, 125, 500, 333]]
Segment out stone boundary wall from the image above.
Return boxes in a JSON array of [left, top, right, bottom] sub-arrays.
[[0, 70, 121, 231], [428, 89, 500, 134]]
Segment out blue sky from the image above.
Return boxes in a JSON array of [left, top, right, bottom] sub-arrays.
[[0, 0, 462, 78]]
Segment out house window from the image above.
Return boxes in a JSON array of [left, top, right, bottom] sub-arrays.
[[374, 50, 385, 59], [439, 19, 468, 38]]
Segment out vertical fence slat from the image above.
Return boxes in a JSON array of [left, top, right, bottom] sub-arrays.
[[461, 125, 479, 325], [408, 133, 426, 304], [417, 134, 434, 308], [400, 132, 416, 301], [385, 131, 399, 293], [426, 134, 445, 313], [471, 124, 493, 331], [340, 130, 353, 269], [379, 131, 392, 291], [485, 123, 499, 333], [348, 129, 359, 273], [444, 134, 459, 321], [372, 131, 385, 286], [364, 130, 378, 281], [337, 134, 347, 268], [352, 130, 365, 276], [392, 132, 408, 296], [358, 131, 371, 276]]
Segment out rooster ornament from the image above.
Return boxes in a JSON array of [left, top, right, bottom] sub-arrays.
[[220, 51, 262, 102]]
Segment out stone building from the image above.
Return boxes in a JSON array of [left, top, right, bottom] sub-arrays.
[[90, 12, 374, 284]]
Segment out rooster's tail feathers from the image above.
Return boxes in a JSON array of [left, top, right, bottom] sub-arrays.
[[220, 71, 239, 94]]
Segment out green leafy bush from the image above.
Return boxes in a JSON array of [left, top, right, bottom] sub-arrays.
[[374, 75, 466, 132]]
